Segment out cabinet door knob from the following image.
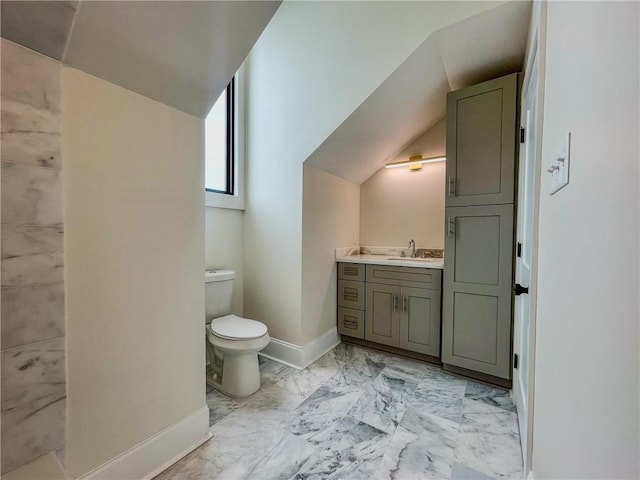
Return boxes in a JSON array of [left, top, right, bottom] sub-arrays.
[[402, 296, 407, 312]]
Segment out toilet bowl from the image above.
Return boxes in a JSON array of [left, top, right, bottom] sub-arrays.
[[205, 270, 270, 397], [206, 315, 270, 397]]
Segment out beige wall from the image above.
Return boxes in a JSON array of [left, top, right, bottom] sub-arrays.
[[360, 118, 446, 249], [62, 68, 206, 478], [205, 207, 243, 316], [301, 165, 359, 344], [243, 2, 498, 347], [532, 3, 639, 478]]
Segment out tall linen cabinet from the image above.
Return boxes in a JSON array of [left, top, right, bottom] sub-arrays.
[[441, 73, 519, 381]]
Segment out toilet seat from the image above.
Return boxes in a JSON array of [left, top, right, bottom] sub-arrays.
[[210, 315, 268, 340]]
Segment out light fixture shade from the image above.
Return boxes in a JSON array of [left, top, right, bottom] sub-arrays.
[[385, 155, 446, 169]]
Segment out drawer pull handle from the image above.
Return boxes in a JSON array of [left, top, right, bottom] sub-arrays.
[[344, 267, 359, 276], [402, 295, 407, 312], [343, 287, 359, 302], [343, 316, 358, 330]]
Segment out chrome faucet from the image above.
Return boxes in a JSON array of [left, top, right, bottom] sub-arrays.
[[408, 239, 416, 258]]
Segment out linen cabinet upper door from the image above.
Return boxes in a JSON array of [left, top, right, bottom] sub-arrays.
[[446, 73, 518, 207]]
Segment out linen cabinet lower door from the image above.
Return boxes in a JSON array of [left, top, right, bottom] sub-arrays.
[[399, 287, 441, 357], [365, 283, 399, 347], [442, 204, 514, 379]]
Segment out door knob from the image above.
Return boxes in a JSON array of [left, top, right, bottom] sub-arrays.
[[514, 284, 529, 296]]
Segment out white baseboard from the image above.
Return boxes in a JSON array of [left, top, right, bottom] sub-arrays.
[[80, 406, 210, 480], [260, 327, 340, 370]]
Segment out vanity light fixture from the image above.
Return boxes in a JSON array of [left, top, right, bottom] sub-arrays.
[[385, 155, 446, 171]]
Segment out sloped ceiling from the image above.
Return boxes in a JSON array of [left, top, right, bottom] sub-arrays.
[[304, 0, 531, 184], [1, 1, 281, 118]]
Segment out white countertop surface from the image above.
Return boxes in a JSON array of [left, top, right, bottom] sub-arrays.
[[336, 253, 444, 269]]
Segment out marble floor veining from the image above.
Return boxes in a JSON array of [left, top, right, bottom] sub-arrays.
[[156, 344, 523, 480]]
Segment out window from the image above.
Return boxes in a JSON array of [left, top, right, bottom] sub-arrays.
[[204, 71, 244, 210], [205, 78, 234, 195]]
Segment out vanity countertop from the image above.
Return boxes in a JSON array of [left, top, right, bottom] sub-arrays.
[[335, 253, 444, 270]]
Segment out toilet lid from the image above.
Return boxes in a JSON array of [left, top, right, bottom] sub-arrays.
[[210, 315, 268, 340]]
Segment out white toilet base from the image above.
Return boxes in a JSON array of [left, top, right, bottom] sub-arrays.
[[220, 352, 261, 397], [206, 324, 270, 398]]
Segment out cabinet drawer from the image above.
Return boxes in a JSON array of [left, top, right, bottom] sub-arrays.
[[338, 280, 365, 310], [337, 307, 364, 339], [338, 262, 365, 281], [366, 265, 442, 290]]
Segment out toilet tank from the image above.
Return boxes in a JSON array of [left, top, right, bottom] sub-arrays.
[[205, 269, 235, 323]]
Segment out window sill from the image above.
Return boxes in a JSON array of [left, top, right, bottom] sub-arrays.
[[205, 190, 245, 210]]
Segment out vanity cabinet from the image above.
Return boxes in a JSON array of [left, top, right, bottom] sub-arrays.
[[446, 73, 518, 207], [365, 265, 441, 357], [337, 262, 442, 357]]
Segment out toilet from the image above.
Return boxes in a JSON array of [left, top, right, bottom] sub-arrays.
[[205, 269, 270, 397]]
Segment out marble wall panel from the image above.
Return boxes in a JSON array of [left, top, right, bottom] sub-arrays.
[[0, 39, 61, 112], [2, 133, 61, 169], [1, 283, 65, 350], [2, 337, 66, 410], [0, 39, 66, 475], [1, 162, 63, 225], [0, 394, 66, 474], [1, 225, 64, 287], [2, 98, 62, 169], [1, 99, 61, 134]]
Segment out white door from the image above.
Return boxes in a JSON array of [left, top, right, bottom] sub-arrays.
[[514, 42, 538, 464]]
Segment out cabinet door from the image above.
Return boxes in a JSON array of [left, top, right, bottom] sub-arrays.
[[442, 204, 514, 379], [399, 287, 441, 357], [365, 283, 400, 347], [446, 73, 518, 207]]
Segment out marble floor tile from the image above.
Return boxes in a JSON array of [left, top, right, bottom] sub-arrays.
[[295, 416, 391, 480], [421, 367, 468, 395], [205, 386, 241, 426], [315, 343, 386, 386], [259, 356, 295, 390], [455, 401, 522, 479], [348, 366, 419, 434], [380, 407, 459, 480], [465, 381, 516, 413], [219, 430, 315, 480], [284, 381, 363, 440], [451, 462, 495, 480], [407, 383, 464, 424], [153, 439, 234, 480], [155, 344, 523, 480]]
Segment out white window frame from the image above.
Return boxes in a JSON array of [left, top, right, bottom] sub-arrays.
[[205, 65, 245, 210]]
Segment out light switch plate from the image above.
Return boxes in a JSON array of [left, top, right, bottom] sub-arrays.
[[548, 132, 571, 195]]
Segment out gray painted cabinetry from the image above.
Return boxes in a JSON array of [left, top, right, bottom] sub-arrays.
[[338, 263, 442, 357], [442, 73, 519, 381]]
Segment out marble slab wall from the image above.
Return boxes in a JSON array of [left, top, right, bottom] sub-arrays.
[[1, 39, 66, 474]]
